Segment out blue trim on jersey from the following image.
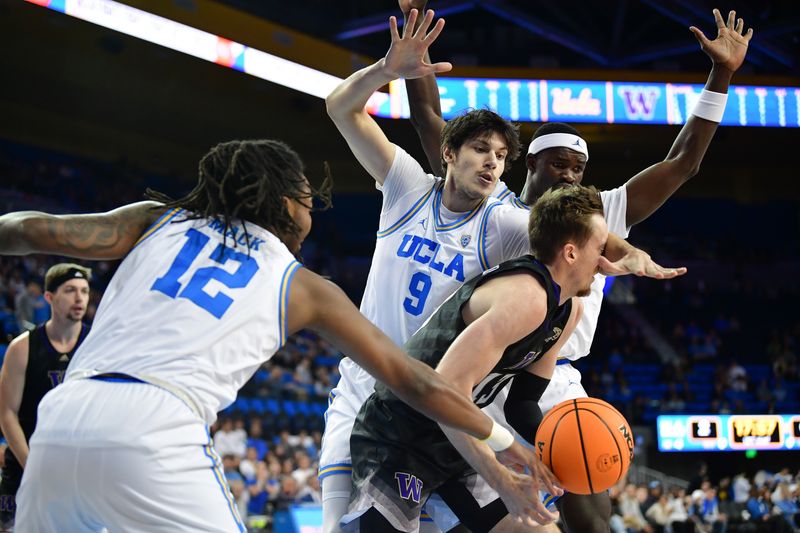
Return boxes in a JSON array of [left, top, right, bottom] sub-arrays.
[[204, 430, 246, 532], [477, 201, 504, 271], [131, 207, 183, 251], [318, 462, 353, 480], [556, 358, 572, 366], [376, 185, 436, 239], [512, 197, 530, 210], [496, 187, 512, 201], [433, 184, 485, 231], [278, 261, 302, 347]]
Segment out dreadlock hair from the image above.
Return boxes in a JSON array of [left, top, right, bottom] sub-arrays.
[[146, 139, 332, 251]]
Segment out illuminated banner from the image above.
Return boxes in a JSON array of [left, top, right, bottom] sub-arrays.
[[29, 0, 798, 128], [379, 78, 800, 128], [657, 414, 800, 452]]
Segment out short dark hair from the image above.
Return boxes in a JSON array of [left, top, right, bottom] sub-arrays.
[[146, 139, 331, 249], [531, 122, 582, 141], [440, 109, 520, 173], [528, 185, 603, 264]]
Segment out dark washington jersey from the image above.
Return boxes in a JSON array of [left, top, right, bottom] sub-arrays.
[[353, 255, 571, 483], [3, 323, 89, 476]]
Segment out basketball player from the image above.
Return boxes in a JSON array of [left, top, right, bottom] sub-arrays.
[[0, 139, 550, 531], [402, 4, 753, 532], [342, 186, 604, 532], [0, 263, 91, 531], [322, 9, 685, 532]]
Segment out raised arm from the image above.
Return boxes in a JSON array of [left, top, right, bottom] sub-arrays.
[[325, 9, 451, 184], [400, 0, 447, 175], [624, 9, 752, 226], [0, 201, 164, 260], [0, 334, 31, 467]]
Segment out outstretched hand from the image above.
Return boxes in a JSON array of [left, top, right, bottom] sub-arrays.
[[495, 441, 562, 525], [690, 8, 753, 72], [598, 250, 687, 279], [383, 9, 452, 80]]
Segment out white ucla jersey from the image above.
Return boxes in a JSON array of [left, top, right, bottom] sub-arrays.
[[338, 146, 522, 404], [66, 209, 301, 424], [560, 185, 629, 360], [496, 184, 630, 361]]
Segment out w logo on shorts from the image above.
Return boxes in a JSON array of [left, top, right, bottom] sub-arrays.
[[394, 472, 424, 503]]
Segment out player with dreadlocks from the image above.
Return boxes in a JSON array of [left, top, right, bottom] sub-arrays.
[[0, 139, 550, 531]]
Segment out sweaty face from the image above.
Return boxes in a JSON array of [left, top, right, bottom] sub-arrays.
[[48, 279, 90, 322], [574, 214, 608, 298], [445, 132, 509, 202], [526, 147, 587, 202]]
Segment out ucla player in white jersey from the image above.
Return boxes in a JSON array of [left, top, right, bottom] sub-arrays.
[[0, 139, 559, 531], [403, 4, 752, 531], [323, 9, 686, 533]]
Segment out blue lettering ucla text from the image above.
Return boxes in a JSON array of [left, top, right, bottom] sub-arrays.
[[207, 219, 265, 251], [396, 234, 465, 282]]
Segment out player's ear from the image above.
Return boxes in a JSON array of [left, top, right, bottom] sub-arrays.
[[442, 145, 455, 165], [43, 291, 54, 305], [526, 153, 538, 172], [563, 243, 577, 264]]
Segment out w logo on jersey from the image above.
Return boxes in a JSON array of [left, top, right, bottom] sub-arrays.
[[618, 86, 661, 120], [394, 472, 424, 503]]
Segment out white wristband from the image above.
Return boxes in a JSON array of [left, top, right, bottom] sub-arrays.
[[482, 421, 515, 452], [691, 89, 728, 123]]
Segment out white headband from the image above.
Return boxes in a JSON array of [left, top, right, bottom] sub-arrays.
[[528, 133, 589, 161]]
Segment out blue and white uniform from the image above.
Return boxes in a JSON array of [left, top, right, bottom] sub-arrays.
[[16, 211, 300, 532], [319, 146, 527, 484]]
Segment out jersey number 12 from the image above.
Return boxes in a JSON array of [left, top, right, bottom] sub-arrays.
[[151, 228, 259, 318]]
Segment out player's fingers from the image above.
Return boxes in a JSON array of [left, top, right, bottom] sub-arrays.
[[414, 8, 435, 38], [744, 27, 754, 42], [403, 9, 418, 38], [713, 8, 725, 30], [429, 61, 453, 73], [726, 10, 736, 31], [422, 17, 446, 44], [389, 16, 400, 41], [689, 26, 711, 47], [735, 17, 744, 34]]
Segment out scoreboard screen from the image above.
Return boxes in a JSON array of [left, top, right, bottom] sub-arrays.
[[657, 414, 800, 452]]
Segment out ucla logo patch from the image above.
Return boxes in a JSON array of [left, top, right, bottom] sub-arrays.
[[460, 235, 471, 247]]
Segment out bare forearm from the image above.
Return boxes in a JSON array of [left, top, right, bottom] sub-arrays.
[[603, 232, 634, 262], [0, 412, 28, 467], [326, 60, 394, 123], [439, 424, 510, 490], [0, 212, 45, 255]]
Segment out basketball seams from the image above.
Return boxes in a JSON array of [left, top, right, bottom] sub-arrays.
[[547, 409, 573, 488], [571, 399, 595, 494], [578, 407, 626, 485]]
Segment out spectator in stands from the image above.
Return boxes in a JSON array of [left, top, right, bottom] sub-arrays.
[[666, 486, 693, 533], [246, 418, 269, 460], [733, 473, 752, 504], [213, 417, 247, 459], [698, 486, 727, 533], [13, 281, 43, 333], [620, 483, 653, 532], [246, 460, 272, 517], [746, 486, 793, 533], [644, 493, 670, 533], [272, 476, 300, 512], [772, 483, 799, 530]]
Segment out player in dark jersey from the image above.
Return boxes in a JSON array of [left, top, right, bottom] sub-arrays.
[[343, 185, 607, 532], [0, 263, 91, 530]]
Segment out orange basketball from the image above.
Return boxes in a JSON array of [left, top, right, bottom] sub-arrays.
[[535, 398, 634, 495]]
